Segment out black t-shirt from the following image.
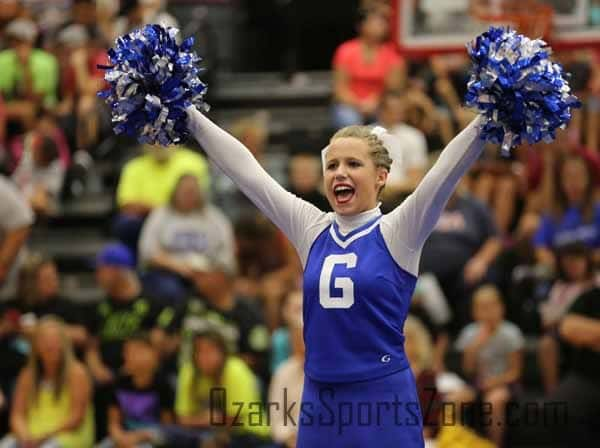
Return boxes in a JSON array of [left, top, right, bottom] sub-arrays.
[[565, 287, 600, 380], [420, 195, 498, 277], [177, 296, 270, 356], [0, 302, 27, 384], [17, 296, 84, 325], [109, 374, 173, 428], [87, 294, 175, 372]]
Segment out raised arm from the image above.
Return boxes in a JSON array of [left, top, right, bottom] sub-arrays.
[[381, 115, 485, 275], [186, 107, 325, 259]]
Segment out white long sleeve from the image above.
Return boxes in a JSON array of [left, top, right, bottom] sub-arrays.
[[380, 115, 485, 276], [186, 107, 330, 264]]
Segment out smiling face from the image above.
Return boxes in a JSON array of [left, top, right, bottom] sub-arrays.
[[324, 137, 388, 216]]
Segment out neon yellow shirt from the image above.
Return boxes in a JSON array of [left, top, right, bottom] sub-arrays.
[[175, 357, 270, 438], [0, 49, 59, 108], [116, 147, 211, 209], [27, 381, 94, 447]]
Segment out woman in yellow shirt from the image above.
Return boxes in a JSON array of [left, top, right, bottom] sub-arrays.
[[0, 316, 94, 448], [176, 328, 270, 448]]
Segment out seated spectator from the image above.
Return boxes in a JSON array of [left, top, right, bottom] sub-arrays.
[[86, 243, 175, 440], [420, 189, 501, 332], [455, 285, 525, 447], [404, 315, 441, 441], [268, 301, 303, 448], [0, 19, 59, 132], [86, 243, 175, 383], [175, 328, 270, 448], [534, 153, 600, 271], [0, 303, 27, 433], [11, 253, 87, 349], [114, 145, 210, 255], [139, 173, 236, 305], [234, 214, 301, 330], [376, 90, 428, 197], [54, 24, 108, 152], [98, 334, 192, 448], [538, 243, 598, 393], [546, 285, 600, 444], [287, 152, 329, 211], [7, 110, 70, 173], [11, 134, 64, 216], [270, 289, 303, 374], [331, 6, 404, 128], [0, 175, 33, 301], [177, 261, 270, 382], [0, 317, 94, 447]]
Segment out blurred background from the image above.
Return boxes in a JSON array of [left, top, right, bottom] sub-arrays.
[[0, 0, 600, 447]]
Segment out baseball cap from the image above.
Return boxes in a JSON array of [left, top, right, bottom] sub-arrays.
[[96, 243, 135, 269]]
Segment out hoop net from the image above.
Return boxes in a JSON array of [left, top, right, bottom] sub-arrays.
[[471, 0, 554, 39]]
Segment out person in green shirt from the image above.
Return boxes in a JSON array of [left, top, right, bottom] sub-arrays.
[[176, 328, 271, 448], [0, 19, 59, 131]]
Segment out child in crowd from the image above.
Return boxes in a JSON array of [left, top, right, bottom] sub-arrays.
[[455, 285, 525, 446]]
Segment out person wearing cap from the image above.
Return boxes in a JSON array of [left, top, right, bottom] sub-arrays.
[[85, 242, 176, 439], [0, 18, 59, 130]]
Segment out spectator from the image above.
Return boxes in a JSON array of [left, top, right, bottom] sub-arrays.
[[376, 90, 428, 196], [11, 134, 64, 216], [331, 7, 404, 128], [538, 243, 598, 393], [0, 18, 59, 132], [98, 334, 190, 448], [234, 213, 302, 330], [534, 153, 600, 271], [0, 175, 33, 302], [12, 253, 87, 349], [420, 189, 501, 332], [287, 152, 329, 211], [177, 261, 271, 382], [549, 285, 600, 444], [270, 289, 302, 374], [175, 328, 270, 448], [0, 317, 94, 447], [114, 145, 210, 254], [268, 300, 303, 448], [54, 23, 108, 152], [139, 173, 236, 305], [404, 315, 440, 441], [86, 243, 174, 382], [455, 285, 525, 446], [86, 243, 175, 440]]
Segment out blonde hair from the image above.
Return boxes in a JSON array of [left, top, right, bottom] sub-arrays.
[[28, 316, 75, 404], [331, 126, 393, 171], [404, 315, 433, 372], [330, 126, 393, 196]]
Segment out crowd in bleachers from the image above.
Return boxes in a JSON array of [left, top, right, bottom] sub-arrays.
[[1, 0, 600, 446]]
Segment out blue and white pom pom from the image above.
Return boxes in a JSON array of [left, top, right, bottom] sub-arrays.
[[465, 27, 580, 155], [97, 24, 208, 146]]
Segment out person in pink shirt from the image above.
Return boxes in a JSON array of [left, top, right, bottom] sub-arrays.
[[332, 7, 405, 128]]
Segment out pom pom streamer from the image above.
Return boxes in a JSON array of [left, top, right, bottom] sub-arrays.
[[97, 24, 208, 146], [465, 27, 580, 155]]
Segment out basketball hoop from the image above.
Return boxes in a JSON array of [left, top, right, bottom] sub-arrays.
[[470, 0, 554, 40]]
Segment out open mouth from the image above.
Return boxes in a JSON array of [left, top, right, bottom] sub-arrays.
[[333, 184, 355, 205]]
